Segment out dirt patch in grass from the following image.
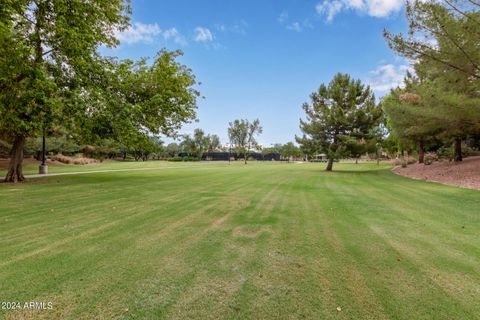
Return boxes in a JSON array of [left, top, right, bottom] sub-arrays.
[[169, 273, 246, 320], [210, 196, 250, 227], [393, 156, 480, 190]]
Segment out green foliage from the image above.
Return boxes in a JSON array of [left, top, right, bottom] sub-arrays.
[[180, 128, 221, 158], [437, 144, 472, 160], [0, 0, 130, 141], [0, 2, 200, 181], [297, 73, 382, 169], [228, 119, 263, 163], [76, 50, 200, 149], [279, 142, 302, 160], [384, 0, 480, 88], [384, 0, 480, 161], [165, 143, 181, 158]]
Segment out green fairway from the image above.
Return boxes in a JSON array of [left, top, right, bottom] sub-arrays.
[[0, 162, 479, 319], [0, 159, 202, 177]]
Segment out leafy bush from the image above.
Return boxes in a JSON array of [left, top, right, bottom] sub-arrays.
[[436, 145, 472, 161], [183, 156, 199, 162], [167, 156, 199, 162]]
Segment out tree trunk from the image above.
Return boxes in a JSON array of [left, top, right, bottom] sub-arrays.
[[454, 138, 462, 162], [244, 152, 247, 164], [355, 158, 358, 164], [326, 157, 334, 171], [5, 136, 26, 183], [418, 140, 425, 164]]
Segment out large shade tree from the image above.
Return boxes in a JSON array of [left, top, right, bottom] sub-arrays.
[[0, 0, 130, 182], [297, 73, 382, 171], [0, 2, 200, 182]]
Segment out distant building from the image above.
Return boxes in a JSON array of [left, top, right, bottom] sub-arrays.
[[314, 153, 327, 160]]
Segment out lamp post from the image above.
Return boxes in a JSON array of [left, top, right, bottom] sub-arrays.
[[39, 126, 48, 174], [228, 142, 231, 164]]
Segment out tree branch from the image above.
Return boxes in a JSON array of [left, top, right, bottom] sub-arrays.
[[430, 6, 479, 73]]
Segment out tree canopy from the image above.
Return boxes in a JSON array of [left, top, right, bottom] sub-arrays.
[[228, 119, 263, 164], [383, 0, 480, 162], [297, 73, 382, 171], [0, 1, 200, 182]]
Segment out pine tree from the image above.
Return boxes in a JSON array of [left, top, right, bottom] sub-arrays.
[[384, 0, 480, 161], [297, 73, 382, 171]]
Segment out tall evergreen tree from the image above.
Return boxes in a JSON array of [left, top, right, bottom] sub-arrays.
[[381, 73, 443, 163], [384, 0, 480, 161], [297, 73, 382, 171]]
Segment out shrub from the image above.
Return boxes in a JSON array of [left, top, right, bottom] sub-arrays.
[[51, 154, 100, 165], [168, 156, 183, 162], [407, 158, 416, 165], [183, 156, 199, 162], [424, 153, 437, 165], [436, 146, 453, 160], [437, 145, 473, 161]]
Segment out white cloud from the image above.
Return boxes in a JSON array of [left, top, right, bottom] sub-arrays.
[[278, 11, 289, 23], [194, 27, 214, 42], [367, 63, 412, 92], [215, 20, 248, 35], [366, 0, 404, 17], [316, 1, 344, 23], [162, 28, 187, 46], [279, 10, 314, 32], [286, 22, 302, 32], [116, 22, 161, 44], [316, 0, 403, 22]]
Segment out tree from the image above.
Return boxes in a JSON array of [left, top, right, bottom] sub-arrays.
[[384, 0, 480, 161], [280, 142, 301, 162], [384, 0, 480, 83], [296, 137, 317, 161], [297, 73, 382, 171], [165, 143, 181, 158], [130, 135, 163, 161], [0, 0, 130, 182], [76, 50, 200, 160], [1, 2, 200, 182], [381, 73, 443, 164], [205, 134, 221, 152], [228, 119, 263, 164]]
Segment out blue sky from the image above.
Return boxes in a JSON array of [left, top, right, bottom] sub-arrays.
[[104, 0, 411, 146]]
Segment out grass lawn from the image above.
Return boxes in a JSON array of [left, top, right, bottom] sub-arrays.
[[0, 162, 479, 319], [0, 158, 200, 177]]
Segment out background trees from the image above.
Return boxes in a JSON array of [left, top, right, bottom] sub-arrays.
[[228, 119, 263, 164], [297, 73, 382, 171], [279, 142, 302, 162], [180, 128, 222, 159]]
